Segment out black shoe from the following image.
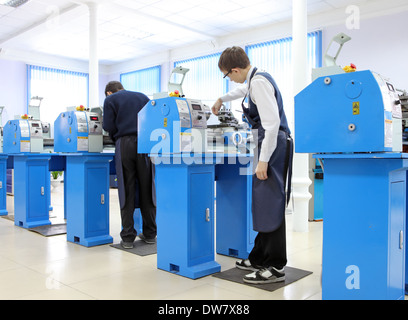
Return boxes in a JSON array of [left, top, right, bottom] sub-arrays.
[[120, 240, 134, 249], [243, 267, 285, 284], [138, 233, 156, 244], [235, 259, 259, 271]]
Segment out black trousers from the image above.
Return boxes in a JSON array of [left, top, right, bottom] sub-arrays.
[[248, 217, 287, 270], [120, 135, 156, 242]]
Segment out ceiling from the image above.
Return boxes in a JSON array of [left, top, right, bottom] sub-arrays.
[[0, 0, 399, 66]]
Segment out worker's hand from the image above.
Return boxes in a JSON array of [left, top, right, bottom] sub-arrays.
[[212, 98, 223, 115], [255, 161, 268, 180]]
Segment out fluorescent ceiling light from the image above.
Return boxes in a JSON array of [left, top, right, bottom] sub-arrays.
[[0, 0, 29, 8]]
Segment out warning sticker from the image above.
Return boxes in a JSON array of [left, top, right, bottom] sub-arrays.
[[77, 136, 88, 151], [352, 102, 360, 115], [384, 118, 393, 148], [180, 132, 192, 152], [20, 141, 30, 152]]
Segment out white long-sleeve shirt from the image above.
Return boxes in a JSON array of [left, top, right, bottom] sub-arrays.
[[220, 66, 280, 163]]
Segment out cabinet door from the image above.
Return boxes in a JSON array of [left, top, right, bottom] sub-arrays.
[[28, 164, 48, 218], [189, 171, 214, 264], [86, 166, 108, 237], [389, 180, 405, 299], [0, 160, 7, 210]]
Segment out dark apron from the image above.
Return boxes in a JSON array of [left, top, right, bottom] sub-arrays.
[[242, 70, 293, 233]]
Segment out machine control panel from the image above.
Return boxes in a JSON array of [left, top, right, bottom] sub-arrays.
[[186, 99, 207, 129], [29, 120, 43, 138], [88, 114, 102, 135]]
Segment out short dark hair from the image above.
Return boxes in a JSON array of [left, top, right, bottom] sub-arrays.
[[105, 81, 124, 96], [218, 46, 250, 72]]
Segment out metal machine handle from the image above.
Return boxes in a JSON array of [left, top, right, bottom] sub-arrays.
[[101, 194, 105, 205], [205, 208, 210, 222], [400, 230, 404, 250], [41, 186, 44, 196]]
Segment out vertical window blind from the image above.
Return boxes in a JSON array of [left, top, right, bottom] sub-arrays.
[[245, 30, 322, 129], [174, 53, 228, 106], [120, 65, 161, 98], [27, 65, 89, 130]]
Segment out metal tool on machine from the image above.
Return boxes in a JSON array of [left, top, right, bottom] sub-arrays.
[[28, 96, 51, 140], [207, 105, 252, 154]]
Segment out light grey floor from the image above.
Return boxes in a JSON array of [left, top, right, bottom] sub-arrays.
[[0, 184, 322, 300]]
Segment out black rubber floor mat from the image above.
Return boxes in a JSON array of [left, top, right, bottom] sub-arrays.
[[212, 266, 312, 292], [29, 223, 67, 237], [110, 240, 157, 256]]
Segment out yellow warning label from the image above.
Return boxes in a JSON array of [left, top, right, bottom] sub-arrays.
[[164, 118, 167, 127], [352, 102, 360, 115]]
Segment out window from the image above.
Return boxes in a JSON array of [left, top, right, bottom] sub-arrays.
[[27, 65, 89, 133], [120, 65, 161, 98]]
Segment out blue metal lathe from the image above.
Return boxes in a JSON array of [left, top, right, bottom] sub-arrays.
[[138, 91, 255, 278], [295, 68, 407, 299], [3, 118, 50, 228], [54, 110, 114, 247]]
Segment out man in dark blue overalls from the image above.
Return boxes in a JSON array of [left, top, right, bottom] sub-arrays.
[[103, 81, 157, 249], [212, 47, 293, 284]]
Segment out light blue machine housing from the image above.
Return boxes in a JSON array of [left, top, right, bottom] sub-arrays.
[[295, 70, 407, 300], [54, 111, 103, 153], [138, 97, 208, 155], [3, 119, 44, 153], [295, 70, 402, 154]]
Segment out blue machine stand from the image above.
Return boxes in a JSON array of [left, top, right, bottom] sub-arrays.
[[154, 154, 221, 279], [215, 154, 256, 259], [64, 153, 113, 247], [317, 153, 407, 300], [0, 155, 7, 216], [13, 154, 51, 228]]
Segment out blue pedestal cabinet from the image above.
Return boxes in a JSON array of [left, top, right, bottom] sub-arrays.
[[317, 154, 407, 300], [154, 155, 220, 279], [13, 154, 51, 228], [65, 154, 113, 247]]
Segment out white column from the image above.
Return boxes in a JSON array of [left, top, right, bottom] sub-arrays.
[[291, 0, 311, 232], [87, 1, 99, 109]]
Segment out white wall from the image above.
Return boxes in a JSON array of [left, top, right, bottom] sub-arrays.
[[0, 59, 26, 125], [322, 11, 408, 91]]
